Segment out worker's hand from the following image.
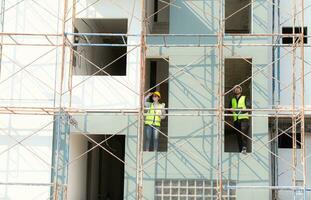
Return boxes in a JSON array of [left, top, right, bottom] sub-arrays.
[[148, 92, 153, 97]]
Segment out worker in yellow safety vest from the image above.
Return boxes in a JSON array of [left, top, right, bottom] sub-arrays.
[[229, 85, 251, 154], [144, 91, 166, 151]]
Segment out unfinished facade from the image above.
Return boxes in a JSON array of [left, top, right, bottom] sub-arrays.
[[0, 0, 310, 200]]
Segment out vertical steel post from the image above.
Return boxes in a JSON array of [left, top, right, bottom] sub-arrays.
[[53, 0, 68, 199], [217, 0, 224, 199], [136, 0, 146, 199], [300, 0, 306, 199], [291, 1, 297, 199]]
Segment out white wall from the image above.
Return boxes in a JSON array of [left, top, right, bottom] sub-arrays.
[[278, 1, 311, 107], [67, 134, 88, 200], [0, 114, 53, 199], [0, 2, 141, 198], [0, 0, 62, 107], [278, 135, 311, 199], [70, 0, 142, 109], [0, 0, 62, 199], [277, 1, 311, 197]]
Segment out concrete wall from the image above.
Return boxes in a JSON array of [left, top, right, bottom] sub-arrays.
[[143, 0, 272, 199], [0, 0, 62, 107], [0, 114, 54, 199], [68, 0, 272, 199], [2, 0, 310, 200], [278, 1, 311, 107], [278, 135, 311, 199], [276, 1, 311, 198], [70, 0, 142, 109], [69, 113, 138, 199], [65, 1, 145, 192], [67, 134, 88, 200]]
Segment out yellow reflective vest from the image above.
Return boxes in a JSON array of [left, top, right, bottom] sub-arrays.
[[145, 103, 161, 126], [231, 96, 249, 121]]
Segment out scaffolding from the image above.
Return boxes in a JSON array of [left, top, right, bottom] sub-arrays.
[[0, 0, 310, 199]]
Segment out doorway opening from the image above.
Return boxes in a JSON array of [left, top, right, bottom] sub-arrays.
[[145, 58, 169, 151], [68, 134, 125, 200], [224, 58, 252, 153]]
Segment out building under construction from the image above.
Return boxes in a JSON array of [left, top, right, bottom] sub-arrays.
[[0, 0, 310, 199]]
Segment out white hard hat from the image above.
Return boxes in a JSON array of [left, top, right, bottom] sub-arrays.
[[233, 85, 242, 91]]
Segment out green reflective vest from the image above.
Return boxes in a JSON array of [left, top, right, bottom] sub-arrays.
[[145, 103, 161, 127], [231, 96, 249, 121]]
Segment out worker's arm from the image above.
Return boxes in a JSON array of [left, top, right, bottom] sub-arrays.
[[228, 98, 233, 113], [144, 92, 153, 107], [246, 96, 251, 109], [160, 103, 166, 119]]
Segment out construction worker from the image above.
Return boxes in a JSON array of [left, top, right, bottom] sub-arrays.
[[144, 91, 166, 151], [229, 85, 251, 154]]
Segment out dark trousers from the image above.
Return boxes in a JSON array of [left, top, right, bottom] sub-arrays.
[[233, 119, 250, 152]]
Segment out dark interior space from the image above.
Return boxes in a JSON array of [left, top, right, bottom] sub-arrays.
[[269, 118, 302, 149], [282, 27, 308, 44], [73, 19, 128, 76], [146, 0, 170, 33], [145, 58, 169, 151], [86, 135, 125, 200], [225, 0, 251, 33], [224, 58, 252, 153]]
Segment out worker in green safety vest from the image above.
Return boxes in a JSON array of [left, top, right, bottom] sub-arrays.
[[144, 91, 166, 151], [229, 85, 251, 154]]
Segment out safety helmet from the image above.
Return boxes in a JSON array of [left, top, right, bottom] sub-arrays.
[[233, 85, 242, 92], [153, 91, 161, 99]]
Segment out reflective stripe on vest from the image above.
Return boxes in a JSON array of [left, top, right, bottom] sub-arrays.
[[231, 96, 249, 121], [145, 103, 161, 126]]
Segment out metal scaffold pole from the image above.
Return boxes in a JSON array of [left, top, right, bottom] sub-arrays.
[[291, 1, 298, 199], [136, 0, 146, 199], [217, 0, 224, 199], [300, 0, 306, 199], [53, 0, 68, 199]]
